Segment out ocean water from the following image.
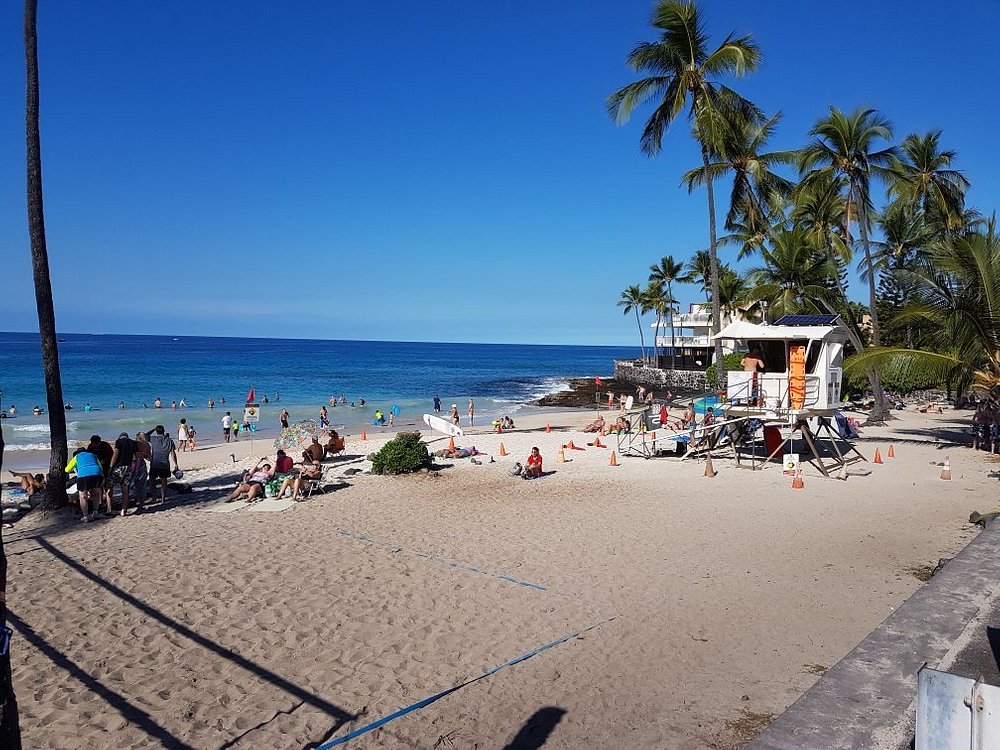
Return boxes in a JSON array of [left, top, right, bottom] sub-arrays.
[[0, 332, 636, 458]]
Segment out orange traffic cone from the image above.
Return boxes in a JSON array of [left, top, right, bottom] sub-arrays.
[[545, 423, 551, 433], [557, 449, 566, 464], [873, 447, 883, 464], [791, 469, 804, 489], [499, 442, 508, 456], [704, 454, 717, 478], [361, 430, 367, 441], [447, 436, 455, 450], [566, 439, 576, 450], [609, 451, 618, 467], [940, 457, 951, 480], [592, 436, 604, 448], [887, 444, 895, 458]]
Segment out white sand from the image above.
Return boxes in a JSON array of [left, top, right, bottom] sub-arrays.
[[5, 407, 990, 748]]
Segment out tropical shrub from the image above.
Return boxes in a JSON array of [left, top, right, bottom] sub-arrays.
[[371, 432, 431, 475], [705, 353, 744, 385]]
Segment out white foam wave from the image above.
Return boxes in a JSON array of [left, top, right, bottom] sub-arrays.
[[5, 442, 49, 451], [11, 423, 50, 433]]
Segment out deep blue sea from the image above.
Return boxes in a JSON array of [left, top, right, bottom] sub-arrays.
[[0, 332, 636, 458]]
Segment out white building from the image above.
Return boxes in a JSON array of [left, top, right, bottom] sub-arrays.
[[651, 303, 740, 369]]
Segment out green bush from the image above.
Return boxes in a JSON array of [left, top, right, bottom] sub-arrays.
[[843, 356, 945, 396], [371, 432, 432, 475], [705, 353, 744, 385]]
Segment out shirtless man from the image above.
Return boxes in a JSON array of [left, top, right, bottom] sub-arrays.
[[742, 346, 766, 406]]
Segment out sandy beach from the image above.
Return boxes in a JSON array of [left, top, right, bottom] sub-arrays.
[[4, 405, 990, 748]]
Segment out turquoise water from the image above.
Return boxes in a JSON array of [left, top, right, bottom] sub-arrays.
[[0, 332, 635, 461]]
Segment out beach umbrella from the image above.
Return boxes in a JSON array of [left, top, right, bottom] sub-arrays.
[[273, 419, 319, 450]]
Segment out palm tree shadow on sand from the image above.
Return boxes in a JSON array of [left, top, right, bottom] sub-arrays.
[[502, 707, 567, 750]]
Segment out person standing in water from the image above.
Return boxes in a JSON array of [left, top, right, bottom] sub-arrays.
[[433, 395, 441, 413], [467, 399, 475, 427], [279, 408, 289, 429]]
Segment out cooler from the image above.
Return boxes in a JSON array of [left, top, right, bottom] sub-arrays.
[[763, 426, 783, 456]]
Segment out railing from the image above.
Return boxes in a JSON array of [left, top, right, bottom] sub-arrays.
[[725, 371, 823, 410]]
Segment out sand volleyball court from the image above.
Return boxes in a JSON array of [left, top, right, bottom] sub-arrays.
[[6, 408, 988, 748]]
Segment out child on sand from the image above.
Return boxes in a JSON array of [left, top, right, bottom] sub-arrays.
[[524, 447, 543, 479]]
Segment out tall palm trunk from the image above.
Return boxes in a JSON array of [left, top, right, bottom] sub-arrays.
[[0, 428, 21, 747], [667, 280, 676, 370], [703, 142, 724, 388], [634, 308, 646, 361], [25, 0, 68, 511], [858, 212, 891, 422]]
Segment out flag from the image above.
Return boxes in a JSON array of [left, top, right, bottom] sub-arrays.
[[246, 387, 255, 404], [595, 376, 602, 388]]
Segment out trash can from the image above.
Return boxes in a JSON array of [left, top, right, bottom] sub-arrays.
[[763, 426, 783, 456]]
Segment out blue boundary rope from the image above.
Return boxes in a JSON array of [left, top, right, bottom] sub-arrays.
[[316, 616, 614, 748], [336, 529, 547, 591]]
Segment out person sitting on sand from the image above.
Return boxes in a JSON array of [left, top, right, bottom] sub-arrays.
[[302, 436, 325, 463], [502, 416, 515, 430], [275, 460, 323, 500], [274, 449, 294, 474], [583, 415, 606, 433], [10, 471, 45, 495], [524, 447, 543, 479], [324, 431, 345, 457], [613, 416, 631, 433], [227, 460, 275, 503]]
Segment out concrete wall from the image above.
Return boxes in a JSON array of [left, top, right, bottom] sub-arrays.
[[614, 360, 710, 392]]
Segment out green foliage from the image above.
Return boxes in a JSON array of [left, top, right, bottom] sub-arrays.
[[705, 352, 744, 384], [370, 432, 431, 475], [843, 354, 944, 395]]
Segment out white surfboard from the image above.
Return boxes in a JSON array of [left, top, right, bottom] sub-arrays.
[[423, 413, 464, 437], [625, 395, 634, 410]]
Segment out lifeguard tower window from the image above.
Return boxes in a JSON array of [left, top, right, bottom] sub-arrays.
[[803, 340, 821, 373], [759, 341, 786, 372]]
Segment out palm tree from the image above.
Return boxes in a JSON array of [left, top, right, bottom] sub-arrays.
[[648, 255, 685, 368], [846, 228, 1000, 396], [642, 281, 668, 366], [683, 249, 713, 296], [717, 265, 753, 324], [747, 227, 840, 319], [799, 107, 897, 420], [890, 130, 969, 235], [618, 284, 648, 361], [799, 106, 897, 346], [682, 110, 795, 245], [608, 0, 761, 385]]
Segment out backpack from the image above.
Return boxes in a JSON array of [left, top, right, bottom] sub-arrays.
[[507, 462, 522, 477]]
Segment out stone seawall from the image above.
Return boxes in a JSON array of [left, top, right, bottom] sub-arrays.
[[613, 360, 709, 392]]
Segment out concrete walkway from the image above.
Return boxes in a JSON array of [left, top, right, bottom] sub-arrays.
[[750, 520, 1000, 750]]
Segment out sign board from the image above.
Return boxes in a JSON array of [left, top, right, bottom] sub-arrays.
[[782, 453, 800, 475], [243, 404, 260, 424]]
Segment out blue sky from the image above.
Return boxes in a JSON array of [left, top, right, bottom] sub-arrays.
[[1, 1, 997, 345]]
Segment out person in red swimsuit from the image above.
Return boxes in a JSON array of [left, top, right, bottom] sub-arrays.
[[525, 446, 543, 478]]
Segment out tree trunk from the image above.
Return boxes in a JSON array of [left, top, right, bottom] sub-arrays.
[[858, 213, 891, 423], [25, 0, 68, 511], [0, 414, 22, 745], [634, 308, 646, 362], [668, 281, 676, 370], [702, 142, 724, 389]]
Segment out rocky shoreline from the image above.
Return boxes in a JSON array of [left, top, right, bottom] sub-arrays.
[[533, 377, 703, 408]]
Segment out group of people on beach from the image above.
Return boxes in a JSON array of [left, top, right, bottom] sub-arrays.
[[225, 430, 344, 503], [61, 426, 181, 522]]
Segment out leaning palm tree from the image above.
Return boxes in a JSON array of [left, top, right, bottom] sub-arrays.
[[25, 0, 68, 515], [618, 284, 648, 361], [648, 255, 685, 368], [683, 249, 713, 297], [799, 106, 897, 420], [890, 130, 969, 235], [642, 281, 669, 367], [682, 109, 796, 246], [608, 0, 761, 386], [846, 229, 1000, 396]]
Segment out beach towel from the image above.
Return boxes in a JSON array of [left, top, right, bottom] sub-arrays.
[[832, 411, 860, 439]]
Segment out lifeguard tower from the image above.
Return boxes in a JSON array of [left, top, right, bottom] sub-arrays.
[[711, 314, 865, 476]]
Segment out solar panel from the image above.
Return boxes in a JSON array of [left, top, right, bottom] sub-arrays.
[[772, 314, 839, 326]]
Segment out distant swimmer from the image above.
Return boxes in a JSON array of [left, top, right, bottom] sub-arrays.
[[329, 396, 336, 406], [7, 405, 15, 416], [118, 401, 125, 410], [359, 398, 366, 407], [179, 398, 187, 408], [433, 395, 441, 413], [170, 401, 177, 410], [65, 403, 74, 410], [261, 394, 268, 404], [208, 398, 215, 409], [84, 403, 92, 412], [153, 398, 162, 409], [275, 392, 281, 402], [339, 394, 346, 404], [219, 396, 226, 404], [32, 406, 42, 416]]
